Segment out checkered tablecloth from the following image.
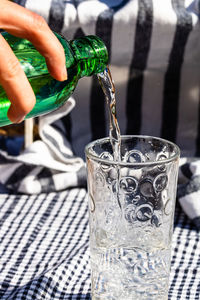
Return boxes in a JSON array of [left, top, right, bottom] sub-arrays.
[[0, 188, 199, 299]]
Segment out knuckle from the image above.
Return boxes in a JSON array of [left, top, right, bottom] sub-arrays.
[[29, 13, 47, 32]]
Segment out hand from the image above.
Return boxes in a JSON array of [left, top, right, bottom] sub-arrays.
[[0, 0, 67, 123]]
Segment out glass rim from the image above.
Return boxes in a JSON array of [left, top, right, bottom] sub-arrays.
[[85, 135, 180, 167]]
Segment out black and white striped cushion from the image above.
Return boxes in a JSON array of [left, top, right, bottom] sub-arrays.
[[13, 0, 200, 158]]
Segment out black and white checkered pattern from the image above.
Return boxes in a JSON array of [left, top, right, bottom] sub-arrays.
[[0, 189, 199, 299], [0, 188, 91, 299], [169, 202, 200, 300]]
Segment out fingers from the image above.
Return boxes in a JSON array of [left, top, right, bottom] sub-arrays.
[[0, 0, 67, 81], [0, 34, 36, 123], [0, 0, 67, 123]]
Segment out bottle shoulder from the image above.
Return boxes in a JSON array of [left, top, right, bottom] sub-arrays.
[[1, 31, 76, 77], [53, 32, 75, 68]]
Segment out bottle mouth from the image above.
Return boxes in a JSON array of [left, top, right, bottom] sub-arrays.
[[83, 35, 109, 73], [85, 35, 108, 65]]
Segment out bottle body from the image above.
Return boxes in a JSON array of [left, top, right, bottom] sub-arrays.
[[0, 32, 108, 126]]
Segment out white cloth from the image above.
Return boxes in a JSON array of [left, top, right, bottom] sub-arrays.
[[0, 99, 86, 194]]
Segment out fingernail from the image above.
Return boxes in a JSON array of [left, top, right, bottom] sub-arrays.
[[62, 67, 68, 81], [15, 116, 25, 124]]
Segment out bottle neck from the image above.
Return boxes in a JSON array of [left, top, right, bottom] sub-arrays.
[[69, 36, 108, 77], [53, 33, 108, 77]]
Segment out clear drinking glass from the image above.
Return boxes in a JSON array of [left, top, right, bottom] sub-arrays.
[[85, 135, 180, 300]]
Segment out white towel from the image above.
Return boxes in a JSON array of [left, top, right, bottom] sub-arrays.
[[0, 98, 86, 194]]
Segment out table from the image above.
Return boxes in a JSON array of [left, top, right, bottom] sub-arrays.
[[0, 188, 199, 299]]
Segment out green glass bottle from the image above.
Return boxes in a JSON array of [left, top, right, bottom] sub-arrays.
[[0, 32, 108, 126]]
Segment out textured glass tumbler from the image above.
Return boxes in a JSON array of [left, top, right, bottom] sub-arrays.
[[85, 135, 180, 300]]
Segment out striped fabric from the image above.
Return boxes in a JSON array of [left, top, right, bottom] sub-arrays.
[[0, 189, 199, 299], [13, 0, 200, 159], [0, 1, 199, 298]]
